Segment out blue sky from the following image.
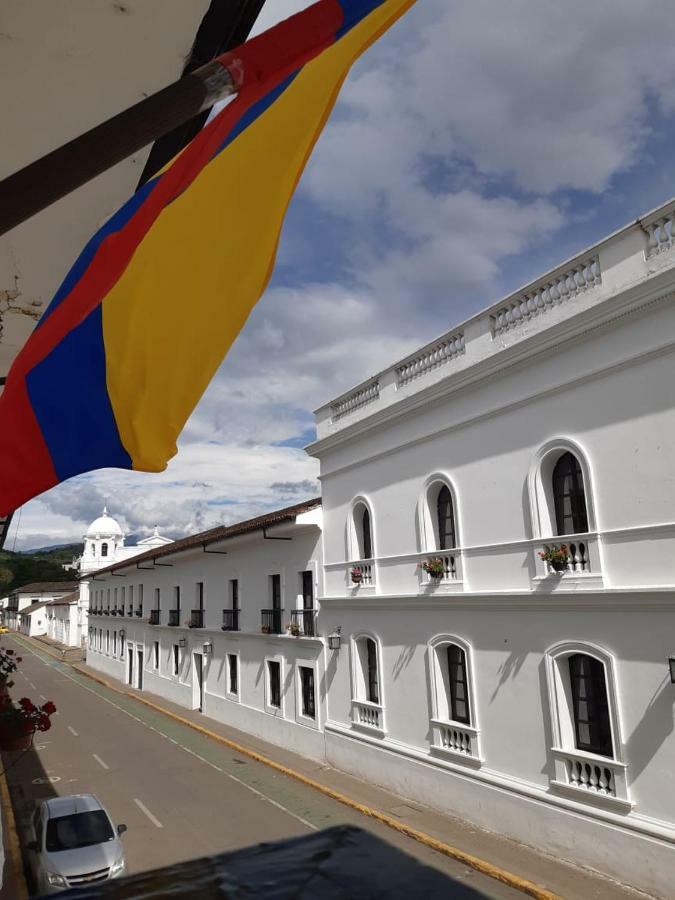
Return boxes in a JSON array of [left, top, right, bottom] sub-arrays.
[[12, 0, 675, 549]]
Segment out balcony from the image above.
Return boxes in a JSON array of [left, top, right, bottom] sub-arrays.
[[348, 561, 375, 589], [135, 607, 143, 618], [127, 606, 133, 618], [111, 609, 118, 616], [149, 609, 161, 626], [102, 609, 110, 616], [189, 609, 204, 629], [351, 699, 385, 736], [289, 609, 317, 637], [168, 609, 180, 627], [222, 609, 239, 632], [261, 609, 283, 635], [430, 718, 481, 767], [534, 535, 602, 587]]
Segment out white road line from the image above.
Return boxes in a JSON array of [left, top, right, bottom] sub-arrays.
[[133, 798, 163, 829], [12, 639, 316, 832], [40, 694, 46, 701], [27, 681, 35, 689], [92, 753, 109, 770], [67, 726, 79, 737]]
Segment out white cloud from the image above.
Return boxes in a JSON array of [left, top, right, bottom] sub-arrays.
[[13, 0, 675, 549]]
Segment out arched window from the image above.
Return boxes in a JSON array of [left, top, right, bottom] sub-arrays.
[[101, 542, 108, 558], [568, 654, 612, 757], [447, 644, 470, 724], [366, 638, 379, 704], [361, 507, 372, 560], [436, 485, 456, 551], [552, 452, 588, 535]]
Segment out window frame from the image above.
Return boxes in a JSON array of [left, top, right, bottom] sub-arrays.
[[294, 660, 319, 728], [528, 438, 596, 539], [348, 496, 376, 563], [544, 640, 630, 808], [265, 656, 284, 714], [427, 634, 481, 763], [418, 474, 461, 553], [552, 452, 589, 537], [545, 641, 621, 760], [226, 652, 239, 699]]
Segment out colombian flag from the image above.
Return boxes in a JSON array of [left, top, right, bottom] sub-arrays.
[[0, 0, 416, 515]]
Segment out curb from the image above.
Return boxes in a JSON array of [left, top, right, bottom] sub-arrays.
[[0, 758, 28, 900], [20, 636, 560, 900]]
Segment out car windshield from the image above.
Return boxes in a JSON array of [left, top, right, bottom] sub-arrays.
[[45, 810, 114, 852]]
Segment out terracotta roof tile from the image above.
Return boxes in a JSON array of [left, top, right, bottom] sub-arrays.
[[86, 498, 321, 578]]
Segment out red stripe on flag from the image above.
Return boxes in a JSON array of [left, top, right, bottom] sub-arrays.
[[5, 0, 346, 387], [0, 381, 58, 515]]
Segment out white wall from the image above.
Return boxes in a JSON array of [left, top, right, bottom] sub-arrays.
[[87, 522, 326, 760]]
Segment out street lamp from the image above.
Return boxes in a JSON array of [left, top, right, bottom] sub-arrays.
[[178, 637, 187, 649], [328, 627, 342, 651], [669, 654, 675, 684], [203, 642, 213, 655], [118, 629, 125, 639]]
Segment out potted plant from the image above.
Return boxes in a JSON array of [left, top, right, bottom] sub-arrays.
[[287, 622, 302, 638], [350, 566, 364, 585], [539, 544, 570, 574], [0, 696, 56, 751], [417, 557, 446, 579], [261, 625, 271, 635], [0, 648, 21, 698]]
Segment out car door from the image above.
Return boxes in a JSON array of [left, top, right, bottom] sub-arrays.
[[29, 806, 44, 885]]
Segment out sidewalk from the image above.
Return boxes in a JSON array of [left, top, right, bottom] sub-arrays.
[[27, 636, 647, 900]]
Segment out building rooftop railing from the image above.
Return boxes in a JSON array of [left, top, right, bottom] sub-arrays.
[[313, 196, 675, 443]]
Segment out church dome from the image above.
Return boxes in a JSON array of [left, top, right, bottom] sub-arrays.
[[86, 507, 123, 538]]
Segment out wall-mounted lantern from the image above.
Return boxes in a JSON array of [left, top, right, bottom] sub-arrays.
[[328, 626, 342, 651], [203, 642, 213, 655], [178, 637, 187, 649], [118, 629, 125, 639], [669, 654, 675, 684]]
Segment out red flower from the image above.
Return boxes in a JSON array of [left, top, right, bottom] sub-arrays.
[[16, 657, 22, 663], [21, 721, 33, 735], [5, 649, 13, 655], [41, 702, 56, 715], [19, 697, 32, 709]]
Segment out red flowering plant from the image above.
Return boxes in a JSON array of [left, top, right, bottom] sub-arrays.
[[350, 566, 364, 584], [538, 544, 570, 573], [0, 648, 23, 689], [0, 696, 57, 737], [417, 557, 446, 579]]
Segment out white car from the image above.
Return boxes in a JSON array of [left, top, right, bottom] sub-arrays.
[[27, 794, 127, 893]]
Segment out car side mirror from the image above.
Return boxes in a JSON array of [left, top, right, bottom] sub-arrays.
[[26, 841, 38, 852], [117, 824, 127, 836]]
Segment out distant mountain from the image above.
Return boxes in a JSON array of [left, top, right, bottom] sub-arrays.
[[17, 543, 81, 554], [0, 544, 83, 595]]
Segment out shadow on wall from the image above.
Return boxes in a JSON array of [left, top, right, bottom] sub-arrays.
[[490, 649, 529, 702], [392, 644, 417, 681], [624, 674, 674, 782]]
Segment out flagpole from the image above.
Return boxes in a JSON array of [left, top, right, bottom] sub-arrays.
[[0, 0, 268, 238]]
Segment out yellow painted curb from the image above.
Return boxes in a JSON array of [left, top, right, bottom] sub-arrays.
[[0, 757, 28, 900], [20, 636, 560, 900]]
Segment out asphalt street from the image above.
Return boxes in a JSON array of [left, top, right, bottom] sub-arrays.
[[3, 635, 526, 898]]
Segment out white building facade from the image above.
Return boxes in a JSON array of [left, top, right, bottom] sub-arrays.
[[87, 501, 325, 759], [86, 198, 675, 896], [46, 592, 79, 647], [76, 510, 172, 648], [6, 583, 77, 633]]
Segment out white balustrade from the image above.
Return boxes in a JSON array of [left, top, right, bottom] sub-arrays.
[[349, 561, 375, 587], [439, 724, 472, 754], [551, 748, 630, 807], [352, 700, 384, 733], [396, 332, 465, 387], [538, 538, 593, 577], [566, 757, 615, 796], [643, 212, 674, 259], [491, 256, 601, 337], [331, 379, 380, 422], [420, 554, 461, 586], [430, 719, 481, 764]]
